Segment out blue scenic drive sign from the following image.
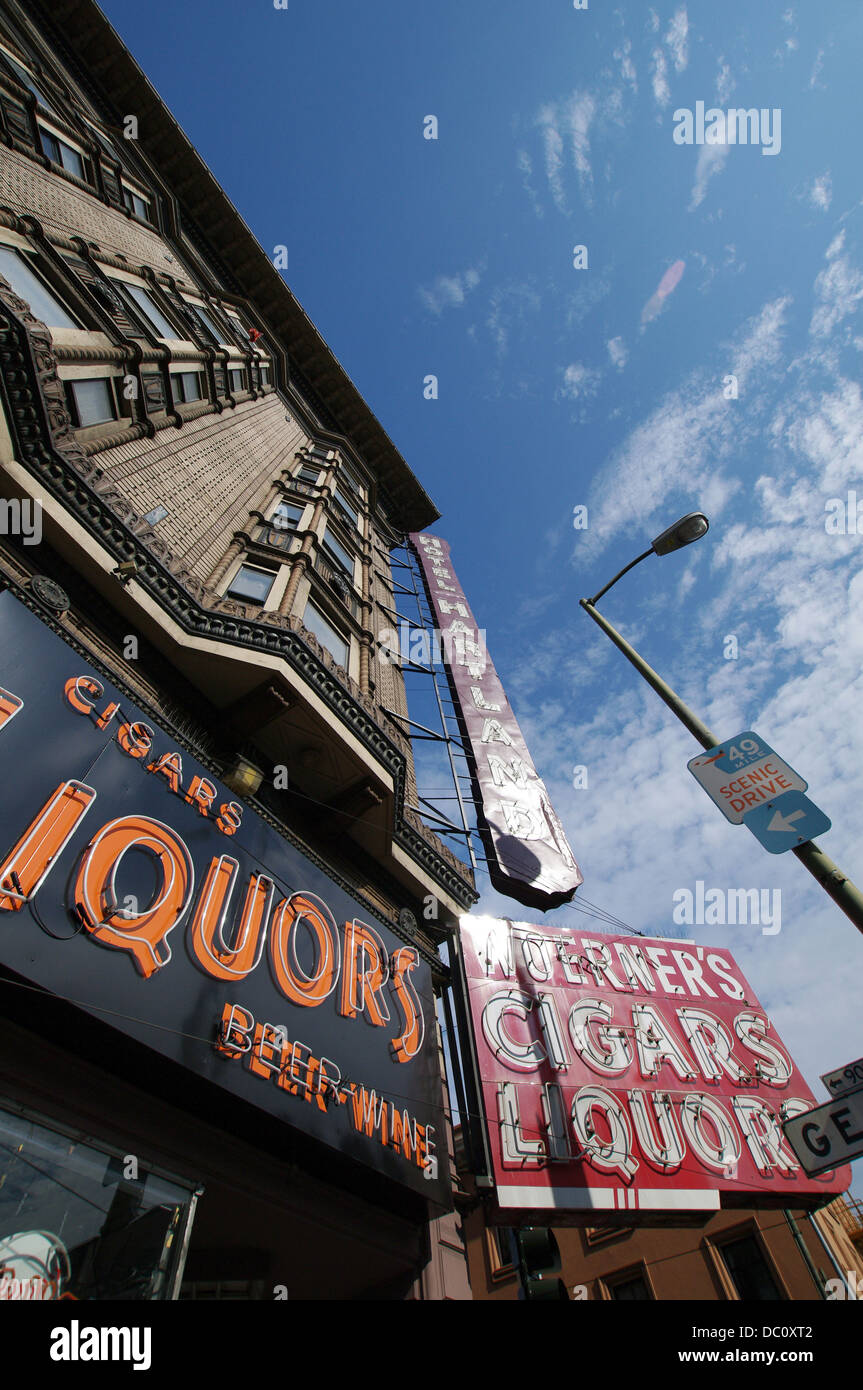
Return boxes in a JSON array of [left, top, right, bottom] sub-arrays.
[[688, 731, 830, 853], [742, 791, 833, 854]]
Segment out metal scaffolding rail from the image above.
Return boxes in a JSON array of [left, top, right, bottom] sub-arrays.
[[382, 536, 481, 874]]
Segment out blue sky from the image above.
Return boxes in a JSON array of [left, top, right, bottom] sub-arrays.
[[102, 0, 863, 1180]]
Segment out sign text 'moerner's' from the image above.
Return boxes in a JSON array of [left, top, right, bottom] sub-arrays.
[[409, 533, 582, 912]]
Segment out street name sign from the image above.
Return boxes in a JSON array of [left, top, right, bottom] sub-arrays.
[[688, 731, 831, 853], [822, 1057, 863, 1099], [783, 1086, 863, 1176]]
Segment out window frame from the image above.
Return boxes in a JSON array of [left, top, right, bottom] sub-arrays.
[[302, 599, 350, 670], [0, 243, 80, 329], [321, 526, 356, 583], [601, 1262, 655, 1302], [114, 280, 182, 341], [228, 366, 246, 395], [486, 1226, 516, 1282], [184, 301, 229, 346], [170, 369, 206, 405], [65, 375, 120, 429], [0, 47, 58, 114], [714, 1230, 786, 1302], [333, 484, 360, 529], [39, 125, 88, 181], [225, 562, 278, 605], [121, 184, 153, 224], [271, 501, 303, 533]]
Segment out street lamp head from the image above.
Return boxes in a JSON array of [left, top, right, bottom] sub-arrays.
[[651, 511, 709, 557]]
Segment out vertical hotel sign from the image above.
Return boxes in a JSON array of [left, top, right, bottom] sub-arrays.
[[409, 533, 582, 912]]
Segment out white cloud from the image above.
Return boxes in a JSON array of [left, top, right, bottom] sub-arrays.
[[561, 361, 601, 400], [538, 105, 567, 211], [809, 236, 863, 340], [808, 173, 832, 211], [651, 47, 670, 108], [418, 266, 482, 315], [535, 91, 597, 210], [664, 7, 689, 73], [487, 281, 542, 357], [607, 336, 628, 370], [730, 295, 792, 388], [613, 38, 637, 94], [581, 296, 791, 555], [715, 58, 735, 105], [517, 148, 544, 219], [689, 141, 730, 211], [566, 91, 596, 203]]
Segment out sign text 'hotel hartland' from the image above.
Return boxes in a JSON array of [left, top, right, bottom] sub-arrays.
[[409, 533, 582, 912]]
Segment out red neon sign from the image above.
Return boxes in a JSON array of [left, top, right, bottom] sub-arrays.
[[459, 916, 850, 1218]]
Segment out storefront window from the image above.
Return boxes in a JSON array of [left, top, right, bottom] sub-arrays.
[[0, 1106, 198, 1300]]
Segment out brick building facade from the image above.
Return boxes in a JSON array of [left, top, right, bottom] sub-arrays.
[[0, 0, 474, 1300]]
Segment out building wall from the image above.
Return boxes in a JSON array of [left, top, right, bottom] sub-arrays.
[[0, 0, 476, 1299], [462, 1198, 861, 1301]]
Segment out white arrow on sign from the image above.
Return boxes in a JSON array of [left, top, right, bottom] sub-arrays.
[[767, 808, 807, 834]]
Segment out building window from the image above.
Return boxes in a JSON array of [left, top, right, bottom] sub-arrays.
[[321, 528, 355, 582], [487, 1226, 515, 1278], [189, 304, 227, 344], [584, 1226, 634, 1247], [259, 365, 271, 385], [303, 601, 349, 669], [229, 367, 245, 394], [39, 128, 86, 181], [0, 1103, 196, 1301], [333, 485, 359, 529], [272, 502, 302, 532], [121, 185, 152, 222], [114, 281, 180, 340], [67, 377, 117, 427], [0, 49, 57, 114], [297, 465, 321, 485], [718, 1235, 783, 1301], [226, 564, 277, 604], [607, 1272, 652, 1301], [226, 313, 251, 344], [171, 371, 204, 404], [0, 245, 79, 329]]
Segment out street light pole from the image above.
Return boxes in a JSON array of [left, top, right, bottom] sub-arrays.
[[581, 517, 863, 937]]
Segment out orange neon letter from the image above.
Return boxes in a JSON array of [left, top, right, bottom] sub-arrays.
[[339, 918, 390, 1025], [0, 686, 23, 734], [389, 947, 425, 1063], [0, 781, 96, 912], [188, 856, 272, 980], [63, 676, 103, 715], [269, 891, 340, 1006], [74, 815, 193, 977]]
